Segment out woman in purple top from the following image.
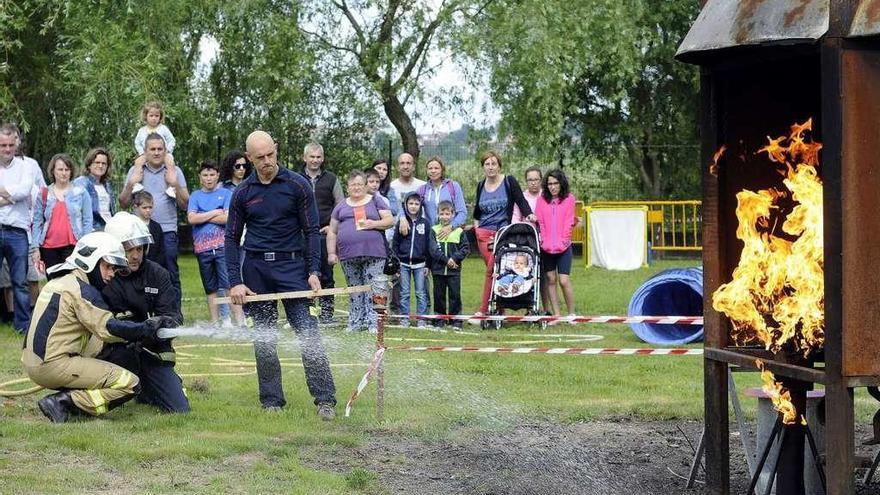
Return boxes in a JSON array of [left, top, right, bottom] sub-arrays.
[[327, 171, 395, 332]]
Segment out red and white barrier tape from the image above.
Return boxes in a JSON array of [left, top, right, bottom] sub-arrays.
[[387, 314, 704, 325], [344, 347, 386, 417], [392, 345, 702, 356]]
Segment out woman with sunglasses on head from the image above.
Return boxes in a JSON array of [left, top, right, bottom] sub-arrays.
[[221, 151, 252, 192], [372, 158, 399, 217]]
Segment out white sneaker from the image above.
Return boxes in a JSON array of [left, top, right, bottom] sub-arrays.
[[567, 314, 578, 326], [221, 318, 233, 329], [132, 183, 144, 193], [467, 312, 485, 326], [165, 186, 176, 198]]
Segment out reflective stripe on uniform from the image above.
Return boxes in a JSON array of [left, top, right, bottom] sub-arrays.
[[110, 370, 133, 390], [86, 389, 107, 415], [156, 352, 176, 363]]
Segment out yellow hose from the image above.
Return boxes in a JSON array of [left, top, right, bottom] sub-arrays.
[[0, 378, 43, 397]]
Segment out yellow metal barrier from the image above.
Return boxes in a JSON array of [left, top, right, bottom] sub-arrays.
[[587, 200, 702, 255], [571, 200, 585, 247]]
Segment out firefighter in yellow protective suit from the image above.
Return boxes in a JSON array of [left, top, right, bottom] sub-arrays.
[[21, 231, 176, 423]]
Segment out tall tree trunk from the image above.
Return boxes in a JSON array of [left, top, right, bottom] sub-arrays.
[[640, 151, 662, 197], [633, 125, 662, 197], [382, 92, 420, 159]]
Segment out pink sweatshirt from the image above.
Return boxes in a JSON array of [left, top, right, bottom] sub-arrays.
[[512, 189, 540, 225], [535, 194, 577, 254]]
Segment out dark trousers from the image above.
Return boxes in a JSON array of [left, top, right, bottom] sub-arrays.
[[41, 245, 74, 281], [432, 272, 462, 327], [391, 283, 401, 319], [243, 252, 336, 408], [98, 343, 190, 413], [163, 231, 181, 305], [318, 233, 335, 321], [1, 226, 30, 332]]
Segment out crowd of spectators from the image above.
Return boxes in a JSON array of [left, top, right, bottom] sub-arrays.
[[1, 119, 581, 333]]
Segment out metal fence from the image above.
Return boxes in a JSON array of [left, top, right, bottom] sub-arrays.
[[589, 200, 703, 253]]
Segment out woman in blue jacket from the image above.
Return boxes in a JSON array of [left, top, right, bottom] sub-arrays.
[[73, 148, 116, 230], [32, 154, 93, 278], [417, 156, 467, 236]]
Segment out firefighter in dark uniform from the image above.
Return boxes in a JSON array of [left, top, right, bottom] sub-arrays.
[[21, 232, 175, 423], [227, 130, 337, 420], [100, 211, 189, 413]]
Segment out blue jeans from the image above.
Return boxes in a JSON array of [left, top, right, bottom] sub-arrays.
[[1, 226, 30, 332], [242, 252, 336, 408], [162, 231, 181, 305], [399, 265, 428, 325]]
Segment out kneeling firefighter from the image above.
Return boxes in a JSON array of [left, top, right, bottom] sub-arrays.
[[21, 232, 176, 423], [100, 211, 189, 413]]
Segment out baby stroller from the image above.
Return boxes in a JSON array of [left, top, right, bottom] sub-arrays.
[[484, 222, 545, 330]]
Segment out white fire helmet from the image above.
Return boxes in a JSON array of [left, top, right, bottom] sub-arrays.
[[104, 211, 153, 250], [47, 232, 129, 275]]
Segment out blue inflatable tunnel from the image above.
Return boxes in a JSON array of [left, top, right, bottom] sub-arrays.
[[627, 267, 703, 345]]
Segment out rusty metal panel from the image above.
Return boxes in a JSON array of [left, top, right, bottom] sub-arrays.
[[677, 0, 829, 58], [840, 48, 880, 376], [849, 0, 880, 37]]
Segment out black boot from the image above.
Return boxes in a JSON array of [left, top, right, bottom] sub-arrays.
[[37, 391, 75, 423]]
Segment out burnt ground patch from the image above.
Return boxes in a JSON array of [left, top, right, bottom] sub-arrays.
[[303, 419, 880, 494]]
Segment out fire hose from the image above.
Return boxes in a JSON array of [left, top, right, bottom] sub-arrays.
[[0, 378, 43, 397]]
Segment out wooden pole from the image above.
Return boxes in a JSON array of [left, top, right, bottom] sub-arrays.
[[374, 281, 388, 422], [215, 285, 369, 304], [377, 305, 385, 422]]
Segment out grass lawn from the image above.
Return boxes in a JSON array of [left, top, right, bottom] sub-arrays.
[[1, 254, 876, 493]]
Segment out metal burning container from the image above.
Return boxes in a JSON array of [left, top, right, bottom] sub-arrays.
[[677, 1, 880, 493]]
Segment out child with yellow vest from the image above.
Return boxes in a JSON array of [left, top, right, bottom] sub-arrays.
[[428, 201, 470, 328]]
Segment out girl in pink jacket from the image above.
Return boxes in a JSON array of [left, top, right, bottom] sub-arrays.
[[534, 169, 578, 321]]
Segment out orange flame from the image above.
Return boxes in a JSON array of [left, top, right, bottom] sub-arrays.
[[712, 119, 824, 356], [756, 359, 806, 425], [709, 145, 727, 177]]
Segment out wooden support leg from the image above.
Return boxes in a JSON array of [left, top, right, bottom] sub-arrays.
[[706, 358, 730, 494], [825, 382, 853, 494]]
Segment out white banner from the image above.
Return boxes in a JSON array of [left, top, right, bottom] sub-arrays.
[[588, 209, 647, 270]]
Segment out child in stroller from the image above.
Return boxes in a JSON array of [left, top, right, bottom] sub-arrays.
[[496, 253, 533, 296]]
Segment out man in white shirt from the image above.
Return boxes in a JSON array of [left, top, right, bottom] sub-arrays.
[[0, 123, 37, 333], [119, 133, 189, 304], [390, 152, 429, 315], [389, 152, 426, 198]]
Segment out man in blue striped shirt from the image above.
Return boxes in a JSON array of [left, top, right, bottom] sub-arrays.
[[226, 130, 336, 420]]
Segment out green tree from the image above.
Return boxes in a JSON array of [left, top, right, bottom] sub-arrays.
[[0, 0, 216, 180], [0, 0, 379, 183], [207, 0, 381, 172], [299, 0, 489, 159], [462, 0, 700, 199]]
